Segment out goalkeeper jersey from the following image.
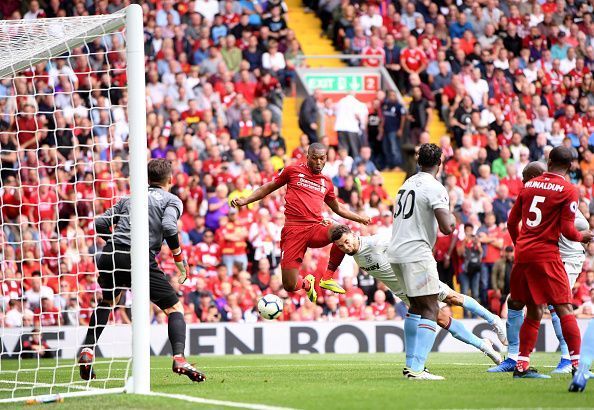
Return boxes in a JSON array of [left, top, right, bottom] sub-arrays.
[[95, 186, 183, 257]]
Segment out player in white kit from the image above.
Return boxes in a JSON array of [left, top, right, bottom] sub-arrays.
[[387, 143, 454, 380], [330, 225, 505, 365], [491, 161, 589, 374]]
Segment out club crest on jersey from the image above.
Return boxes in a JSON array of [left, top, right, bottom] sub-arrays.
[[365, 255, 373, 264]]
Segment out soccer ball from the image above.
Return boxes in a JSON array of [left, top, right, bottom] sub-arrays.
[[258, 294, 283, 320]]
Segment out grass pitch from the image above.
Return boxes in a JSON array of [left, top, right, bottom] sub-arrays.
[[1, 353, 593, 409]]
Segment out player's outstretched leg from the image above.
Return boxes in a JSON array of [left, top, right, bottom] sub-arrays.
[[549, 305, 573, 374], [79, 300, 114, 380], [282, 268, 317, 303], [166, 303, 206, 382], [444, 291, 507, 346], [439, 313, 501, 365], [316, 225, 346, 294], [569, 319, 594, 392], [320, 244, 346, 294], [489, 300, 524, 372]]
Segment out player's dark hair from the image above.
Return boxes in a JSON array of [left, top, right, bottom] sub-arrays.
[[330, 224, 352, 242], [308, 142, 327, 155], [148, 159, 173, 185], [548, 146, 573, 169], [417, 143, 442, 168], [463, 223, 474, 231]]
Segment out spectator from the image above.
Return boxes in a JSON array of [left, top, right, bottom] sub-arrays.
[[477, 213, 505, 306], [218, 208, 249, 274], [335, 92, 367, 157], [298, 89, 322, 143], [491, 246, 514, 308], [380, 89, 405, 171]]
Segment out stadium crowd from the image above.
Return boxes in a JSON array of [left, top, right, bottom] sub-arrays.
[[1, 0, 594, 329]]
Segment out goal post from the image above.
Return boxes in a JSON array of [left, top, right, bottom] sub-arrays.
[[0, 4, 149, 402]]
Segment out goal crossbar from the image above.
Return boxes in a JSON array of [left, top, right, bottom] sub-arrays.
[[0, 11, 126, 79]]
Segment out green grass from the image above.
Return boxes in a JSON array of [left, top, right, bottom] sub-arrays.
[[1, 353, 593, 409]]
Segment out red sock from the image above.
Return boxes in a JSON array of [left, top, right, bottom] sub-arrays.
[[295, 276, 309, 291], [518, 317, 541, 365], [323, 244, 345, 280], [560, 314, 581, 366]]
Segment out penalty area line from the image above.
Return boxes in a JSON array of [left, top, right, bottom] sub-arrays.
[[147, 391, 300, 410]]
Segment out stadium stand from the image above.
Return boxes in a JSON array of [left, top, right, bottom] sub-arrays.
[[2, 0, 594, 328]]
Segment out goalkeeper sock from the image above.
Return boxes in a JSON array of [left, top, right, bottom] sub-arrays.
[[506, 308, 524, 361], [549, 306, 570, 360], [411, 318, 437, 373], [323, 244, 345, 280], [463, 295, 496, 324], [404, 313, 420, 368], [446, 317, 483, 349], [168, 311, 187, 356], [82, 302, 112, 348], [577, 319, 594, 373]]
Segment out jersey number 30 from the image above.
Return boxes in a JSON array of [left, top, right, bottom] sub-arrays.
[[526, 195, 545, 227], [394, 189, 415, 220]]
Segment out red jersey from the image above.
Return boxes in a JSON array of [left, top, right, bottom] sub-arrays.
[[400, 48, 427, 73], [274, 164, 336, 225], [507, 172, 583, 263]]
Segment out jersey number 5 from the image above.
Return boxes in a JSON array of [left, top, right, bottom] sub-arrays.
[[394, 189, 415, 220], [526, 195, 546, 227]]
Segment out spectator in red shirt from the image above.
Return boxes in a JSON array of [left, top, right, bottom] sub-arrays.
[[362, 36, 386, 67], [370, 290, 389, 320], [400, 35, 427, 79], [219, 208, 248, 274], [477, 213, 504, 305]]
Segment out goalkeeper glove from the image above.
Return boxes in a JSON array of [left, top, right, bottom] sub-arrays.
[[173, 250, 189, 284]]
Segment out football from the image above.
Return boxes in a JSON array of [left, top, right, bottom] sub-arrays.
[[257, 294, 283, 320]]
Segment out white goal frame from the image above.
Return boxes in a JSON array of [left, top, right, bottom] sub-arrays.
[[0, 4, 149, 402]]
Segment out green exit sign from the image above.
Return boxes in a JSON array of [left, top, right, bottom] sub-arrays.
[[303, 73, 380, 93]]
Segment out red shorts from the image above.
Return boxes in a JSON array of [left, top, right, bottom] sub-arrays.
[[280, 223, 332, 269], [510, 259, 572, 305]]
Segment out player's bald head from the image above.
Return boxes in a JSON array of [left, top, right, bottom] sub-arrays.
[[308, 142, 327, 155], [548, 146, 574, 174], [522, 161, 546, 183], [307, 143, 328, 174]]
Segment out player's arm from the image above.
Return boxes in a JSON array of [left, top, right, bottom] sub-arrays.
[[326, 198, 371, 225], [230, 179, 285, 208], [163, 200, 189, 284], [94, 200, 124, 241], [434, 208, 454, 235], [561, 189, 592, 243], [507, 194, 522, 244]]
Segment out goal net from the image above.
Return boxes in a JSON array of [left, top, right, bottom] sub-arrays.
[[0, 6, 150, 403]]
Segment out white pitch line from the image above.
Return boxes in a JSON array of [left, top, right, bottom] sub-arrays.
[[148, 391, 300, 410]]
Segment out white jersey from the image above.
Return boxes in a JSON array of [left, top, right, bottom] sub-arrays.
[[352, 233, 451, 303], [559, 209, 588, 260], [387, 172, 449, 263]]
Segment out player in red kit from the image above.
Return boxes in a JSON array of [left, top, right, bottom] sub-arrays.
[[230, 143, 370, 302], [507, 146, 593, 378]]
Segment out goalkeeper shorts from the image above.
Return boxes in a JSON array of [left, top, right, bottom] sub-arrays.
[[97, 242, 179, 311]]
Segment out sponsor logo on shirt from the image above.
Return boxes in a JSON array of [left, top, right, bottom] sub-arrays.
[[361, 263, 380, 272], [296, 176, 327, 194], [524, 180, 564, 192]]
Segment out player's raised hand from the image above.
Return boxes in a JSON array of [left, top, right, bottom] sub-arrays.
[[359, 215, 372, 225], [320, 218, 333, 226], [230, 197, 247, 208], [580, 230, 594, 243]]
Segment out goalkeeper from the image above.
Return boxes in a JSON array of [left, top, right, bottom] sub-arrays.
[[78, 159, 205, 383]]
